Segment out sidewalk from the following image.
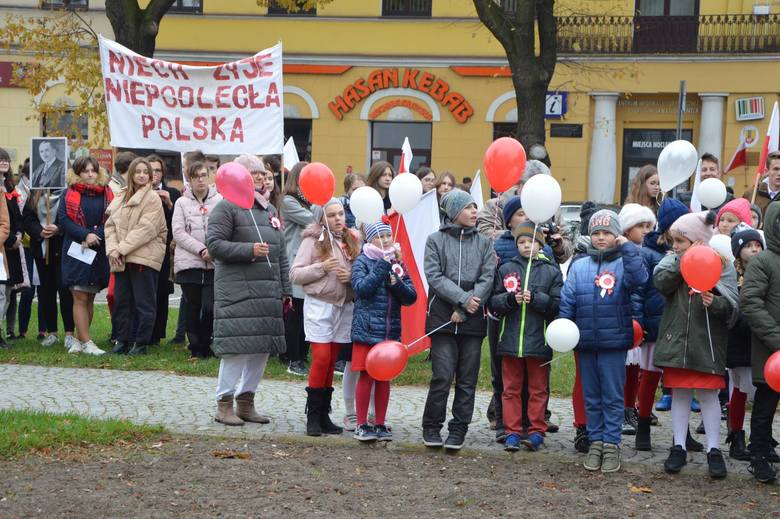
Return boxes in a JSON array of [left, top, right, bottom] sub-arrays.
[[1, 364, 775, 475]]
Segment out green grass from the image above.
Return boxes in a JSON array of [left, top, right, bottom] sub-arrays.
[[0, 304, 577, 396], [0, 409, 165, 459]]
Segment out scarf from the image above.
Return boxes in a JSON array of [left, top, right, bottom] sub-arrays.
[[253, 187, 269, 209], [4, 190, 20, 202], [65, 183, 114, 227], [362, 243, 394, 261], [586, 245, 622, 262]]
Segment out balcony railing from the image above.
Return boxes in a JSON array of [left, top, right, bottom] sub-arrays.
[[556, 14, 780, 54]]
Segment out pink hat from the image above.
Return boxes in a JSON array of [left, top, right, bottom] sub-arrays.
[[670, 211, 715, 244], [716, 198, 752, 227]]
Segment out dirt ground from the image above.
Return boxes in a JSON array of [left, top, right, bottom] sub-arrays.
[[1, 436, 779, 519]]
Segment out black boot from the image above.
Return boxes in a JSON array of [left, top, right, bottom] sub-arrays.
[[726, 430, 751, 461], [319, 387, 344, 435], [111, 340, 131, 355], [635, 416, 652, 451], [305, 387, 323, 437], [127, 343, 147, 356], [574, 425, 590, 453], [686, 426, 704, 452]]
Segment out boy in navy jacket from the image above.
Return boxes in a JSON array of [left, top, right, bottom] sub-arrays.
[[559, 209, 647, 473]]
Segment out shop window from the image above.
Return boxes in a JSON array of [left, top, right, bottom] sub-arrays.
[[371, 121, 431, 173], [268, 1, 317, 16], [169, 0, 202, 13], [42, 0, 88, 10], [382, 0, 432, 17], [42, 110, 88, 141], [285, 119, 312, 163], [634, 0, 699, 53]]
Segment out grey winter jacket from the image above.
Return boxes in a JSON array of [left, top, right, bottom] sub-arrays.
[[424, 224, 496, 337], [281, 194, 313, 299], [206, 197, 291, 356]]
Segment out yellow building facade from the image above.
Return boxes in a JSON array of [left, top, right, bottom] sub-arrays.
[[1, 0, 778, 203]]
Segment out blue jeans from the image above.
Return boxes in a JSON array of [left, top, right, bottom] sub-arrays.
[[579, 349, 627, 445]]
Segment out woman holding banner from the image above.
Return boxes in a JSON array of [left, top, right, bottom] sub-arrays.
[[105, 157, 167, 356], [57, 157, 113, 355], [207, 159, 290, 426]]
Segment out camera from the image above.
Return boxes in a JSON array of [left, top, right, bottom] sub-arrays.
[[541, 222, 562, 247]]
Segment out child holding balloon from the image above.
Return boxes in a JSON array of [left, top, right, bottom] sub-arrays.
[[739, 201, 780, 484], [350, 221, 417, 441], [489, 221, 563, 452], [289, 198, 362, 437], [653, 211, 739, 479], [558, 209, 648, 473]]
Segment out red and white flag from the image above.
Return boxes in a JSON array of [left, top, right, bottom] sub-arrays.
[[399, 137, 413, 174], [389, 190, 440, 355], [757, 101, 779, 175], [723, 135, 748, 173]]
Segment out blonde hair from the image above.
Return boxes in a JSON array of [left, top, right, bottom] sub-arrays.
[[625, 165, 660, 213]]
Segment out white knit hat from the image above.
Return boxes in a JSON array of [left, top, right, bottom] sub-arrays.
[[618, 203, 657, 233]]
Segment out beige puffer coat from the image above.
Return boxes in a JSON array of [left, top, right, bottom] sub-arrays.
[[105, 184, 167, 272]]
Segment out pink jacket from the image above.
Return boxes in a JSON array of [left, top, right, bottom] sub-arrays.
[[172, 186, 223, 275], [289, 223, 360, 306]]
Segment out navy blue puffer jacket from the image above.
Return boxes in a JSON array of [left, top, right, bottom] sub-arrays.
[[559, 242, 648, 351], [494, 229, 556, 267], [351, 253, 417, 345], [636, 231, 668, 342]]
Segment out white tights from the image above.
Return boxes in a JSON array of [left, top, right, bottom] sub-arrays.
[[671, 388, 721, 451], [341, 361, 375, 416], [215, 354, 269, 399]]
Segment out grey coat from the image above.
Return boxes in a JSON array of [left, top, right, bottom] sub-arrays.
[[281, 194, 313, 299], [206, 198, 291, 356]]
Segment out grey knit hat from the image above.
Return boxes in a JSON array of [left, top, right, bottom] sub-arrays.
[[441, 189, 475, 222], [311, 198, 342, 224], [589, 209, 622, 237]]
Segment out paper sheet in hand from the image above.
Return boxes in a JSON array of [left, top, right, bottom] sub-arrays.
[[0, 254, 6, 281], [67, 242, 97, 265]]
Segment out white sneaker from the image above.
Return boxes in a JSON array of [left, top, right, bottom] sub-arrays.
[[66, 338, 83, 354], [342, 413, 357, 432], [81, 340, 106, 356], [41, 334, 58, 348]]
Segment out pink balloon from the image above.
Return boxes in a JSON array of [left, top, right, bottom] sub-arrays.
[[215, 162, 254, 209]]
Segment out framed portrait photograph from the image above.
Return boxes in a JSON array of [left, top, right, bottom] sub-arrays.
[[30, 137, 68, 190]]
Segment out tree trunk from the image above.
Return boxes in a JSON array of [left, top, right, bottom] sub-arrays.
[[105, 0, 175, 57]]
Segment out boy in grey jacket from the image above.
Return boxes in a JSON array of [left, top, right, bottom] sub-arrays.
[[422, 189, 496, 450]]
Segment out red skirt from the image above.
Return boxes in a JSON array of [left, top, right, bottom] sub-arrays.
[[663, 367, 725, 390], [351, 342, 371, 371]]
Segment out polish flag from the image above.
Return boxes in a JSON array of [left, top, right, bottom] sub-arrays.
[[399, 137, 413, 174], [689, 159, 703, 212], [470, 169, 485, 211], [723, 136, 748, 173], [388, 190, 440, 355], [757, 101, 779, 175]]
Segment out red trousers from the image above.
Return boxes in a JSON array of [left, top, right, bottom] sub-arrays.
[[308, 342, 341, 388], [502, 356, 549, 436], [572, 352, 587, 427]]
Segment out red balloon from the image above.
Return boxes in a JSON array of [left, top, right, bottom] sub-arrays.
[[765, 350, 780, 392], [366, 340, 409, 382], [215, 162, 254, 209], [632, 320, 644, 348], [483, 137, 527, 193], [299, 162, 335, 205], [681, 245, 722, 293]]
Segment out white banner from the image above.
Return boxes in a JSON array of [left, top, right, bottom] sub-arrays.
[[98, 36, 284, 154]]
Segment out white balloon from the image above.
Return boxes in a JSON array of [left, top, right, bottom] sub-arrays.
[[657, 140, 698, 192], [520, 174, 562, 224], [389, 173, 423, 215], [545, 318, 580, 353], [697, 178, 728, 209], [709, 234, 735, 262], [350, 186, 384, 224]]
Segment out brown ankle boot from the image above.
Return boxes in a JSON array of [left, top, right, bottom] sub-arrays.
[[235, 392, 270, 424], [215, 394, 244, 426]]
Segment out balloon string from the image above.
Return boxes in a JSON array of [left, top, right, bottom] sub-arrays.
[[705, 307, 715, 363], [394, 214, 401, 241], [540, 351, 572, 368], [521, 223, 538, 294], [493, 191, 502, 238], [248, 210, 273, 268], [407, 320, 453, 348]]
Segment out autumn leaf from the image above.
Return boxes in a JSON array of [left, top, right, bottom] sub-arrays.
[[212, 450, 251, 459], [629, 485, 653, 494]]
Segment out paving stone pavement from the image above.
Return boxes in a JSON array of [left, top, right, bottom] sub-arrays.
[[1, 364, 777, 475]]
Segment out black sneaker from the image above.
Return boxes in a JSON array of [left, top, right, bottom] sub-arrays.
[[707, 448, 727, 479], [495, 428, 507, 444], [334, 360, 346, 376], [111, 341, 131, 355], [287, 360, 308, 377], [423, 428, 443, 448], [686, 428, 704, 452], [650, 412, 659, 426], [749, 456, 778, 484], [664, 445, 688, 474], [621, 408, 637, 435], [444, 431, 466, 451], [574, 425, 590, 453]]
